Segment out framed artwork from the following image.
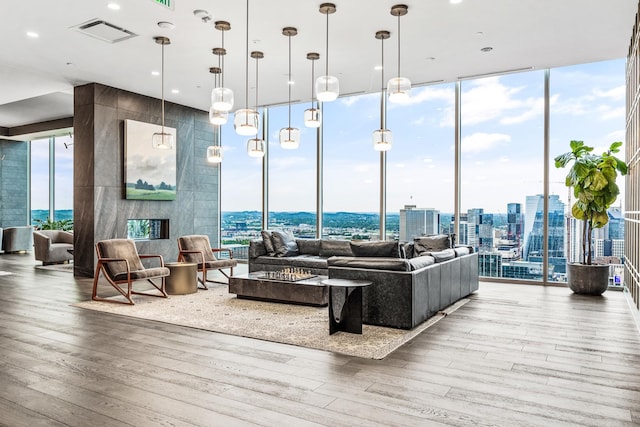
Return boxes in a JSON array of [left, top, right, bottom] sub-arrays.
[[124, 119, 176, 200]]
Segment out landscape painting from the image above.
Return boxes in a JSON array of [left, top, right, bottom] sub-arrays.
[[124, 119, 176, 200]]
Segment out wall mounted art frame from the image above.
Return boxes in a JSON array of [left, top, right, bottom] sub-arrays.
[[124, 119, 176, 200]]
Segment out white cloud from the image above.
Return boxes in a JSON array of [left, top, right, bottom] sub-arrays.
[[461, 132, 511, 153], [388, 86, 455, 107], [594, 85, 625, 101]]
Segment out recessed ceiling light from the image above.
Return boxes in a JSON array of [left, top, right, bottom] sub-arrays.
[[157, 21, 175, 30], [171, 89, 179, 94], [151, 70, 160, 76], [26, 31, 39, 38], [288, 80, 295, 85], [374, 65, 383, 70], [107, 3, 121, 10], [450, 0, 463, 4]]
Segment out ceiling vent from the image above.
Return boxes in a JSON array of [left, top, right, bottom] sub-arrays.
[[73, 19, 137, 43]]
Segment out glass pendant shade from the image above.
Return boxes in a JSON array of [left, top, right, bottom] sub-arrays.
[[152, 132, 174, 150], [372, 129, 393, 151], [315, 75, 339, 102], [211, 87, 234, 112], [247, 138, 265, 157], [304, 108, 321, 128], [209, 107, 228, 125], [206, 145, 223, 163], [279, 127, 300, 149], [234, 108, 259, 136], [387, 76, 411, 102]]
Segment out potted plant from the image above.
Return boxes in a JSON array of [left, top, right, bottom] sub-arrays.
[[554, 140, 627, 295], [34, 217, 73, 231]]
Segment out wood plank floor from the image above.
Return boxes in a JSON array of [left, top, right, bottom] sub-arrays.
[[1, 252, 639, 426]]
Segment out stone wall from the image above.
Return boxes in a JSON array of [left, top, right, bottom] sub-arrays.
[[0, 140, 29, 227], [73, 83, 219, 277]]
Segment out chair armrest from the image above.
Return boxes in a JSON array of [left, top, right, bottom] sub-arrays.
[[178, 250, 206, 265], [139, 254, 165, 267], [59, 231, 74, 244], [212, 248, 233, 259]]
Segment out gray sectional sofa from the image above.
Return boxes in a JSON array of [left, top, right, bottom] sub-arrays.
[[248, 231, 479, 330]]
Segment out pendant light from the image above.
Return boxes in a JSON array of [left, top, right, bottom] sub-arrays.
[[315, 3, 339, 102], [234, 0, 259, 136], [280, 27, 300, 149], [304, 52, 321, 128], [247, 51, 265, 158], [388, 4, 411, 103], [210, 21, 234, 112], [208, 65, 228, 125], [207, 66, 224, 164], [152, 36, 174, 150], [373, 30, 393, 152]]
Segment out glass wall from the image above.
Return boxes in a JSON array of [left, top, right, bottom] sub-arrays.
[[460, 70, 546, 281], [387, 83, 456, 241], [219, 112, 264, 257], [322, 92, 381, 240], [54, 134, 73, 222], [549, 59, 626, 285], [267, 103, 317, 237], [30, 137, 51, 225]]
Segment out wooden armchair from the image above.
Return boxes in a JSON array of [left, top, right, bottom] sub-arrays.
[[177, 235, 237, 288], [92, 239, 169, 305]]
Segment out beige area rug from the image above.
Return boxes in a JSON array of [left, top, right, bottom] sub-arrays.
[[73, 288, 469, 359], [36, 263, 74, 272]]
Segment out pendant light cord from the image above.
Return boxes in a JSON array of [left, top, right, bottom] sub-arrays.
[[245, 0, 249, 112], [324, 11, 329, 91], [221, 30, 225, 88], [161, 42, 165, 132], [311, 58, 315, 109], [255, 55, 259, 111], [381, 35, 385, 129], [288, 33, 292, 129], [397, 14, 401, 80]]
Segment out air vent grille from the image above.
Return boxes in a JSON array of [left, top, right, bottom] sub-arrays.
[[74, 19, 137, 43]]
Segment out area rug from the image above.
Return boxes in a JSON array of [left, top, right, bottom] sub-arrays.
[[36, 263, 74, 272], [73, 288, 469, 359]]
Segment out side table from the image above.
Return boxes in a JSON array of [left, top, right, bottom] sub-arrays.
[[165, 262, 198, 295], [321, 278, 372, 335]]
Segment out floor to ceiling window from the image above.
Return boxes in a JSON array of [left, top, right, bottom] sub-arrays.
[[549, 59, 626, 285], [460, 70, 546, 281], [322, 92, 381, 240], [30, 133, 74, 226], [219, 113, 264, 257], [386, 83, 456, 241], [267, 103, 317, 237]]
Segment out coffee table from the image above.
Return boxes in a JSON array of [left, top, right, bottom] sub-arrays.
[[229, 272, 328, 306]]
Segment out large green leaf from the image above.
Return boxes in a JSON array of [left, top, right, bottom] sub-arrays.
[[588, 170, 608, 191]]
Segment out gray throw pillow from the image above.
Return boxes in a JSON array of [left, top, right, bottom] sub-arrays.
[[414, 234, 452, 256], [271, 230, 299, 257], [425, 248, 456, 263], [261, 230, 276, 256], [350, 240, 401, 258], [319, 239, 353, 257]]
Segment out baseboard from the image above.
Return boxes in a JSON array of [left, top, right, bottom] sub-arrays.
[[623, 287, 640, 336]]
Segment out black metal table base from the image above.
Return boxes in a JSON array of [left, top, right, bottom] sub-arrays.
[[329, 286, 364, 335]]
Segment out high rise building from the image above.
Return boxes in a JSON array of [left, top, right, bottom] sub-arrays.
[[522, 194, 566, 262], [466, 208, 494, 252], [399, 205, 440, 241]]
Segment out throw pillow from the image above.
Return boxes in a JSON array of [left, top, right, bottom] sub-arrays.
[[261, 230, 276, 256], [319, 239, 353, 257], [296, 238, 321, 255], [350, 240, 401, 258], [413, 234, 452, 256], [271, 230, 300, 257]]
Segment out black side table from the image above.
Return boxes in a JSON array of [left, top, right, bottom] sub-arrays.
[[322, 278, 372, 335]]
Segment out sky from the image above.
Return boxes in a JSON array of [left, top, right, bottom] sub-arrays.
[[31, 58, 626, 215], [221, 58, 626, 214]]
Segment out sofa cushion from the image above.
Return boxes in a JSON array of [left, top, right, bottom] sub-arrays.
[[319, 239, 353, 257], [454, 246, 470, 257], [261, 231, 276, 256], [296, 238, 321, 255], [401, 241, 414, 259], [350, 240, 401, 258], [271, 230, 299, 257], [408, 255, 436, 270], [253, 254, 327, 269], [327, 256, 411, 271], [423, 248, 456, 263], [414, 234, 453, 256]]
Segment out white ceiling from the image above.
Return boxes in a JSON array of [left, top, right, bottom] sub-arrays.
[[0, 0, 636, 132]]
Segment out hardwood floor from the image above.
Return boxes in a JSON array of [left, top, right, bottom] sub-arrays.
[[1, 252, 639, 426]]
